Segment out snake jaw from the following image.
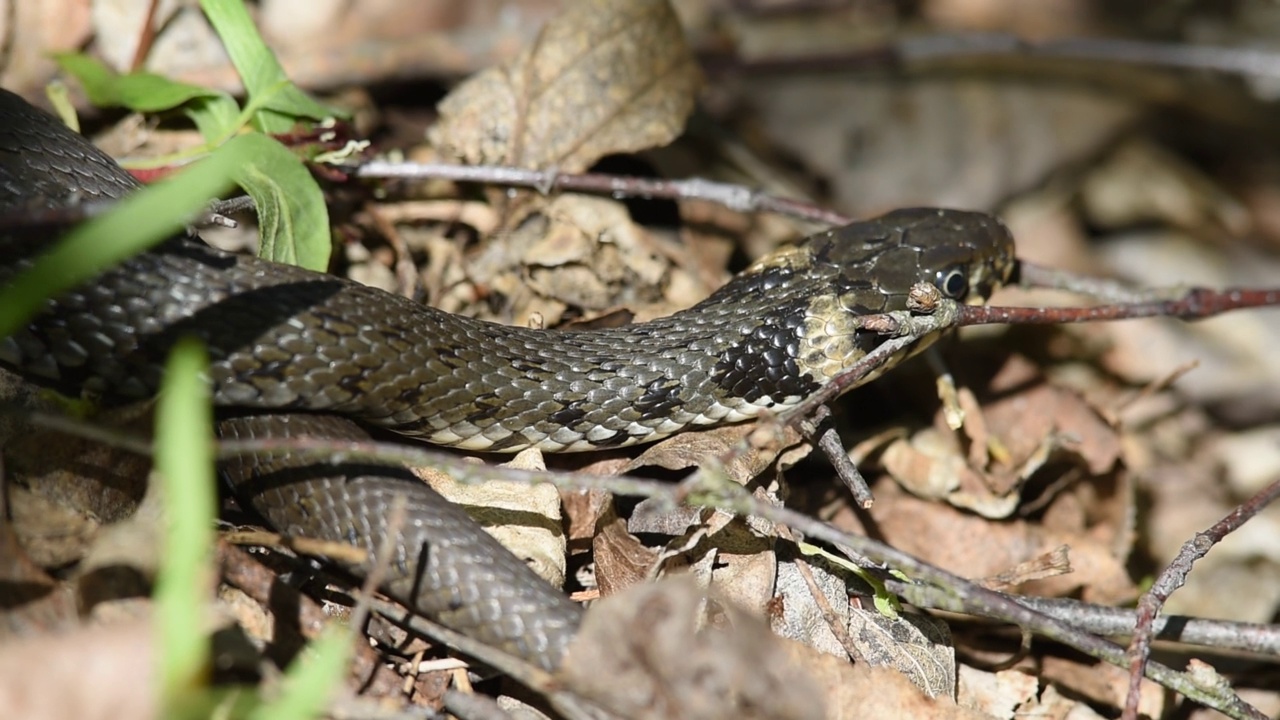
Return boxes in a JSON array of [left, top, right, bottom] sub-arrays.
[[797, 293, 875, 389]]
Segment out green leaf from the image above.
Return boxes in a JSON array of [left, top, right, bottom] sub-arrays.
[[797, 540, 903, 619], [54, 53, 240, 141], [200, 0, 335, 132], [54, 53, 225, 112], [0, 138, 248, 340], [153, 338, 217, 711], [229, 134, 332, 270], [54, 53, 134, 106], [43, 81, 80, 132], [184, 94, 244, 143]]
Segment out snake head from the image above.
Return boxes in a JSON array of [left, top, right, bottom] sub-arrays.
[[808, 207, 1017, 313], [909, 208, 1017, 306]]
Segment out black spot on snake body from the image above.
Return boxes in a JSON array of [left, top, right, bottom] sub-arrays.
[[710, 297, 818, 405], [586, 428, 631, 447], [484, 432, 532, 452], [462, 393, 508, 426], [721, 264, 794, 297], [548, 403, 588, 428], [633, 377, 685, 421], [394, 384, 426, 407]]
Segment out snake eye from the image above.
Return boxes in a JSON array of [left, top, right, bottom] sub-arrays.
[[935, 266, 969, 299]]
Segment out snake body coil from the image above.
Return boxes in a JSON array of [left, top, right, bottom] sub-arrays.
[[0, 89, 1016, 670]]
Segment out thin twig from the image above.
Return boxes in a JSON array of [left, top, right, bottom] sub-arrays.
[[720, 490, 1266, 719], [958, 287, 1280, 325], [127, 0, 163, 72], [710, 31, 1280, 83], [355, 161, 851, 227], [799, 405, 874, 508], [776, 525, 867, 664], [1121, 476, 1280, 720], [890, 583, 1280, 658]]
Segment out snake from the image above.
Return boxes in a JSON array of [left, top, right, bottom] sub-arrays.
[[0, 88, 1017, 671]]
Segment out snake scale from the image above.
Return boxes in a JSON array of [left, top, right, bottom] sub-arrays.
[[0, 88, 1016, 671]]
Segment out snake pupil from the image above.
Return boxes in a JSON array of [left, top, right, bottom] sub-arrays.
[[936, 266, 969, 299]]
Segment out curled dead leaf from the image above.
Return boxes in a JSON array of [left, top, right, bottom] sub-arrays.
[[593, 507, 660, 598], [883, 355, 1124, 521]]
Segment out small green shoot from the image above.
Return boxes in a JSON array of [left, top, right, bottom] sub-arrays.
[[798, 541, 904, 619], [200, 0, 333, 132], [52, 0, 341, 270]]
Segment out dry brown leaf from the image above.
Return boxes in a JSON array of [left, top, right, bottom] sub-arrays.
[[781, 638, 990, 720], [979, 545, 1072, 591], [1093, 230, 1280, 419], [882, 428, 976, 502], [5, 484, 101, 569], [416, 449, 567, 587], [562, 577, 825, 720], [75, 476, 168, 608], [956, 665, 1039, 720], [625, 499, 853, 659], [689, 515, 778, 617], [561, 486, 613, 546], [418, 232, 473, 312], [430, 0, 700, 173], [619, 500, 781, 619], [770, 552, 852, 659], [456, 195, 677, 327], [1040, 655, 1166, 720], [1138, 453, 1280, 622], [1080, 138, 1250, 235], [981, 357, 1122, 478], [1019, 683, 1107, 720], [626, 422, 805, 485], [524, 196, 670, 308], [848, 609, 956, 700], [745, 76, 1136, 217], [883, 355, 1125, 522], [0, 619, 157, 720], [867, 483, 1136, 603], [593, 508, 659, 597], [0, 0, 93, 94], [0, 511, 80, 638]]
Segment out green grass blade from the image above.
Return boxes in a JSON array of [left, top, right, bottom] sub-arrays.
[[0, 134, 254, 340], [152, 338, 217, 712]]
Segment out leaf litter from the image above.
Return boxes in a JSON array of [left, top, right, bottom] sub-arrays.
[[5, 1, 1280, 719]]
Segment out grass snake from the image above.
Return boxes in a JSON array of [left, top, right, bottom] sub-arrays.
[[0, 88, 1016, 671]]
